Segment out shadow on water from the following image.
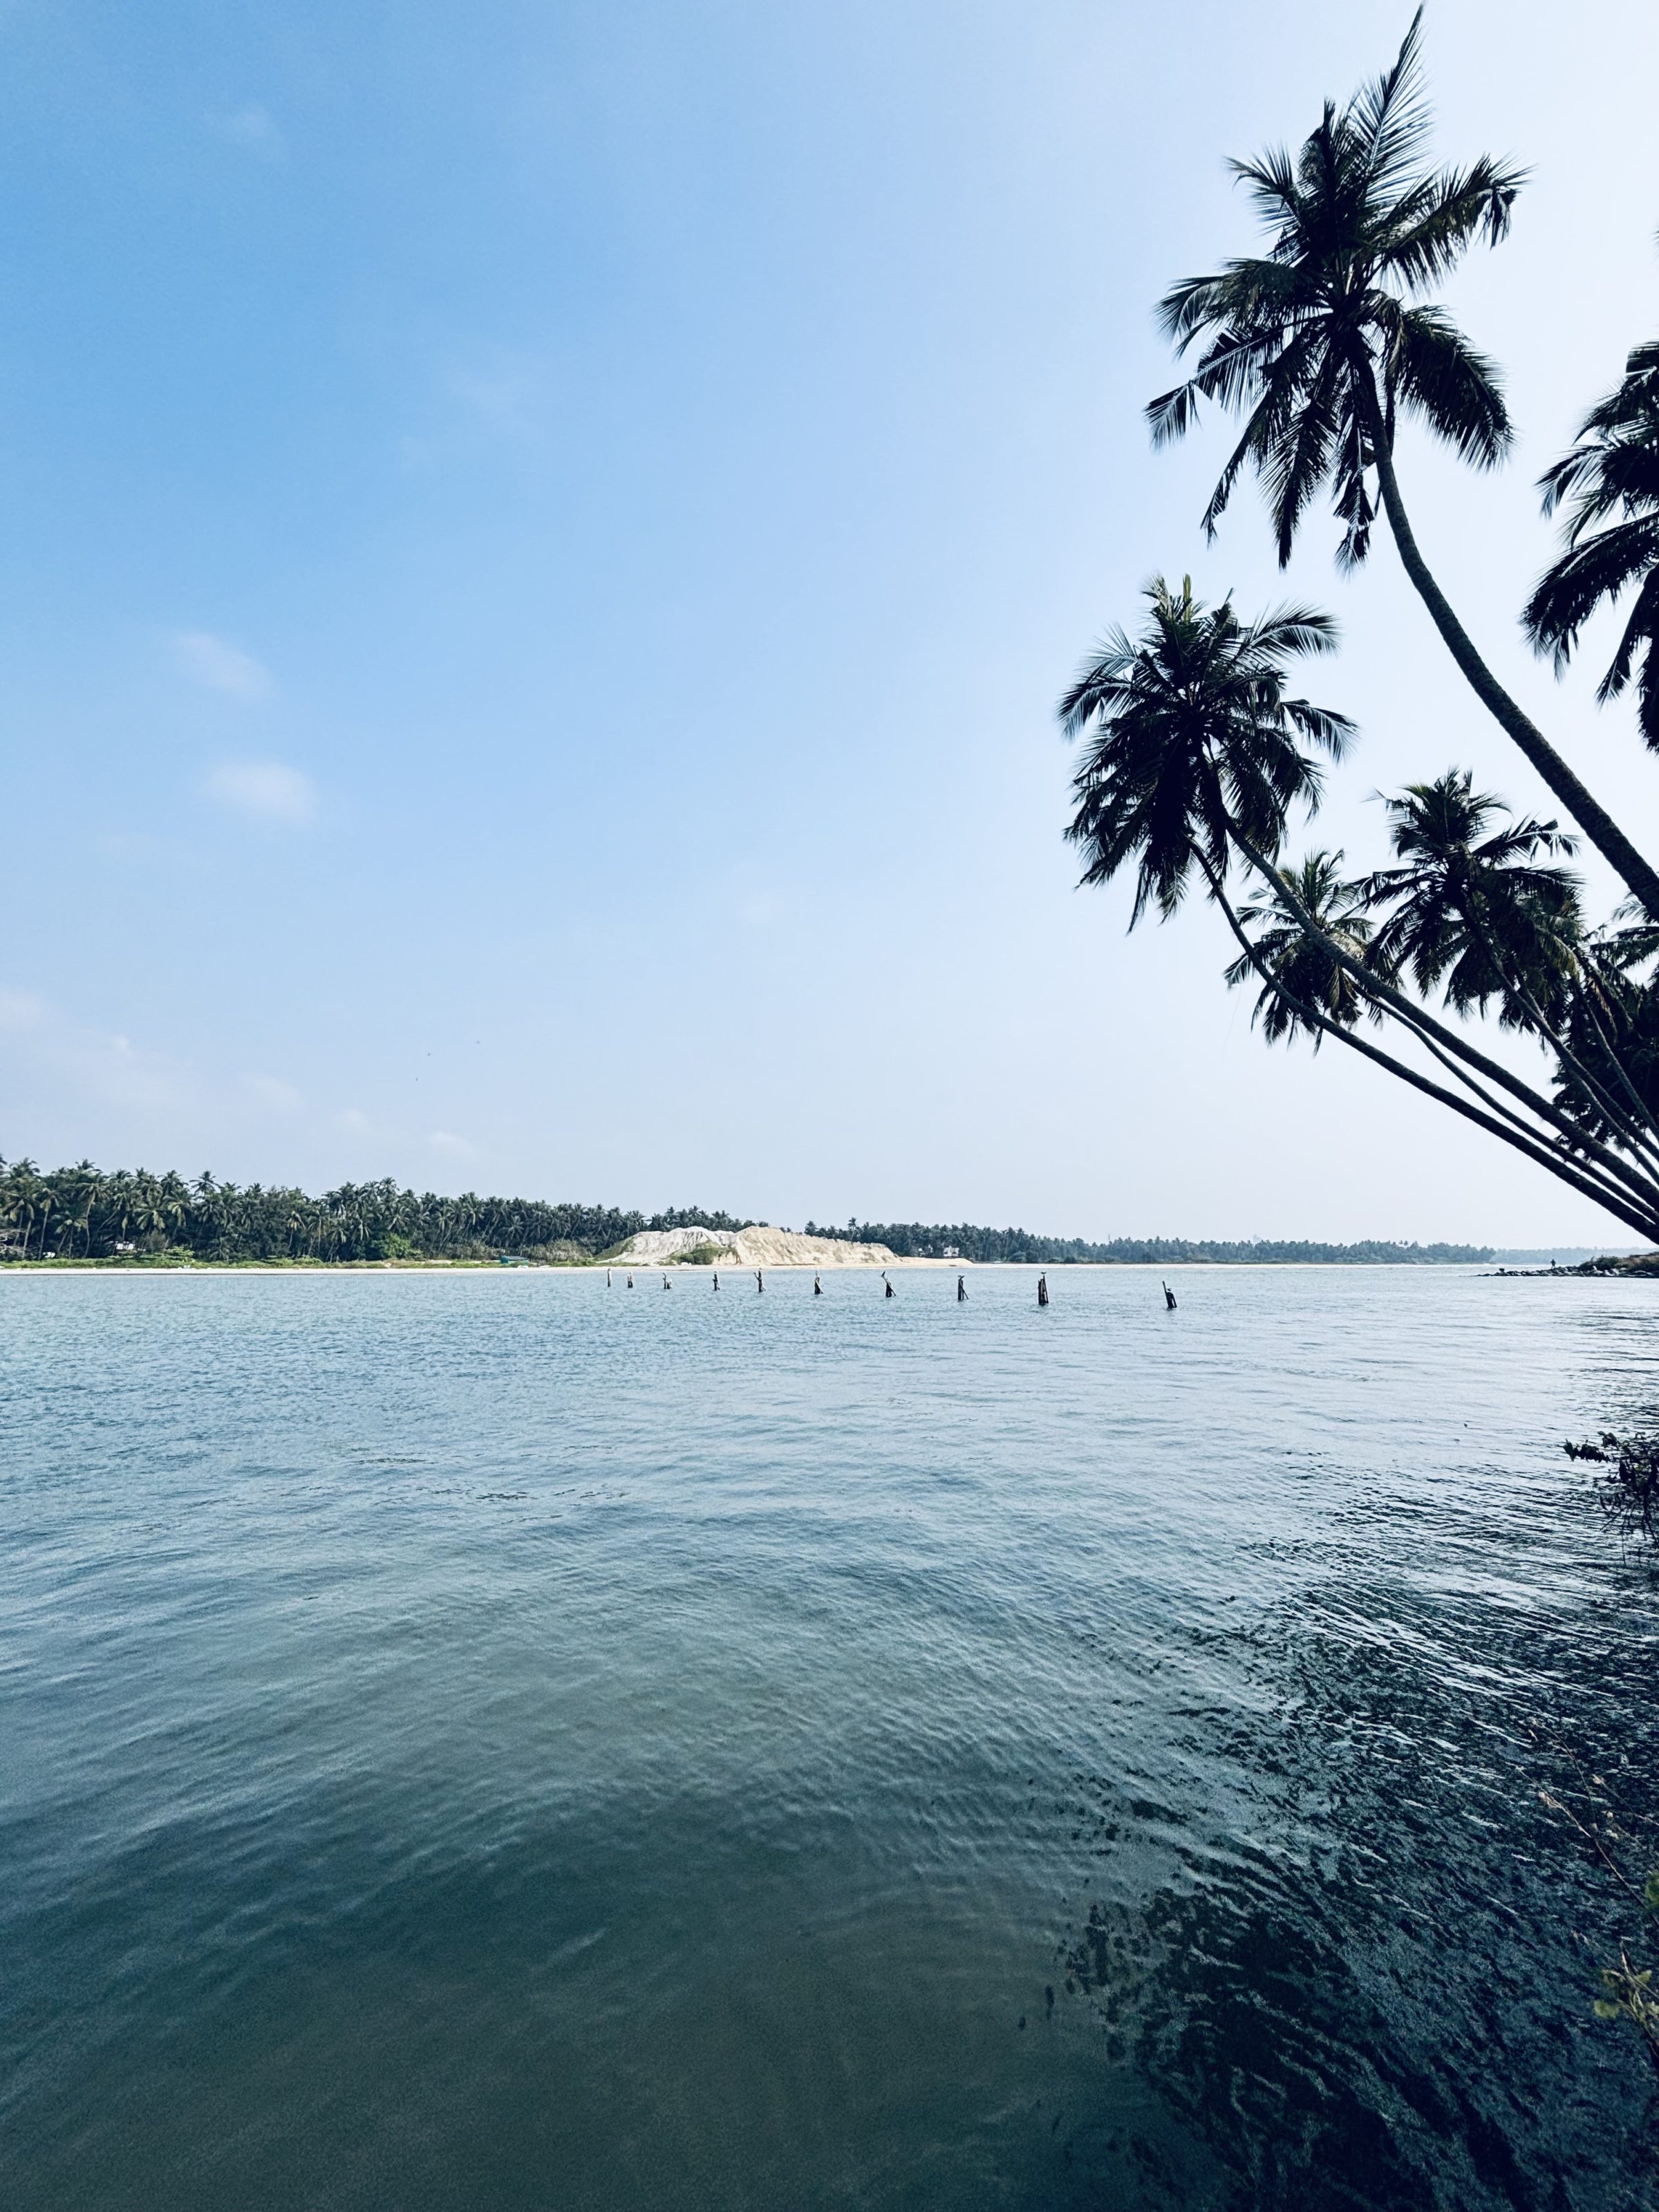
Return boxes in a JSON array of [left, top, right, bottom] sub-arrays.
[[1051, 1548, 1659, 2211]]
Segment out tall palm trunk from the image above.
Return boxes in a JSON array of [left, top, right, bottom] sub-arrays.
[[1355, 372, 1659, 917]]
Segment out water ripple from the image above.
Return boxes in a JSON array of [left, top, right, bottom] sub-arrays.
[[1, 1266, 1656, 2209]]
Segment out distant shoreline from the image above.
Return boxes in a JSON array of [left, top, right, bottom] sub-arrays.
[[3, 1256, 1647, 1276], [6, 1161, 1593, 1270]]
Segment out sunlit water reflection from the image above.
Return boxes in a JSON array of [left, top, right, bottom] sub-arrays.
[[2, 1266, 1656, 2208]]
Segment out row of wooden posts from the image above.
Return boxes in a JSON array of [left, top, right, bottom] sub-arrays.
[[602, 1266, 1179, 1310]]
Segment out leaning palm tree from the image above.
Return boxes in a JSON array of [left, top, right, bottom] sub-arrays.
[[1222, 852, 1378, 1045], [1059, 574, 1351, 920], [1145, 10, 1659, 915], [1362, 772, 1659, 1164], [1061, 585, 1659, 1241], [1365, 773, 1582, 1026], [1524, 339, 1659, 751]]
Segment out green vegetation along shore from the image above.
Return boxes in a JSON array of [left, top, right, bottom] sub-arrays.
[[0, 1156, 1604, 1268]]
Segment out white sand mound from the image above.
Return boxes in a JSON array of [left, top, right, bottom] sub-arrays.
[[612, 1225, 912, 1268]]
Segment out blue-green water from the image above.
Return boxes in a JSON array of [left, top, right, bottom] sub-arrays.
[[3, 1266, 1657, 2209]]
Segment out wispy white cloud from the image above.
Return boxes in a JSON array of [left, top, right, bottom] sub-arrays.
[[205, 760, 318, 825], [428, 1129, 480, 1161], [0, 986, 195, 1112], [213, 105, 284, 158], [173, 630, 273, 699]]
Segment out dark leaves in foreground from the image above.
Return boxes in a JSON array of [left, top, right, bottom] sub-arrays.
[[1563, 1430, 1659, 1545], [1526, 338, 1659, 751]]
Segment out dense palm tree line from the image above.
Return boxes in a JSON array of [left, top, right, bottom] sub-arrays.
[[0, 1160, 1498, 1266], [0, 1161, 750, 1263], [1065, 13, 1659, 1246], [804, 1219, 1490, 1266]]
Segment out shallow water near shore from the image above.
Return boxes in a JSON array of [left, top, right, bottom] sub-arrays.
[[3, 1264, 1658, 2209]]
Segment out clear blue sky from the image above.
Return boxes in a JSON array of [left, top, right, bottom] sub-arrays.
[[2, 0, 1656, 1243]]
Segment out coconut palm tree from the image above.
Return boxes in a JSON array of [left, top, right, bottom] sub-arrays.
[[1365, 773, 1582, 1023], [1218, 844, 1659, 1237], [0, 1159, 37, 1256], [1222, 852, 1378, 1046], [30, 1182, 57, 1259], [104, 1170, 138, 1250], [1059, 575, 1350, 921], [1524, 339, 1659, 751], [1145, 10, 1659, 916], [157, 1172, 190, 1246], [1061, 585, 1659, 1240], [131, 1183, 168, 1248], [55, 1163, 99, 1259], [1362, 771, 1659, 1163]]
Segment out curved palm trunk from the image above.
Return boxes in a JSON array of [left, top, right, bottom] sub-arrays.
[[1354, 375, 1659, 919], [1226, 823, 1659, 1214], [1452, 903, 1659, 1165], [1199, 856, 1659, 1241], [1571, 966, 1659, 1143], [1502, 980, 1659, 1174]]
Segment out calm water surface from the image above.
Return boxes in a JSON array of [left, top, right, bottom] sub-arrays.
[[3, 1265, 1657, 2209]]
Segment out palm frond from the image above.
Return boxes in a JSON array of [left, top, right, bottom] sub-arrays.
[[1056, 626, 1139, 738], [1282, 697, 1356, 758], [1227, 145, 1311, 241], [1347, 8, 1432, 201], [1386, 305, 1512, 465], [1597, 566, 1659, 742], [1197, 367, 1304, 538], [1378, 156, 1526, 289], [1328, 402, 1380, 569], [1523, 518, 1659, 667], [1243, 603, 1342, 657], [1263, 349, 1344, 565]]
